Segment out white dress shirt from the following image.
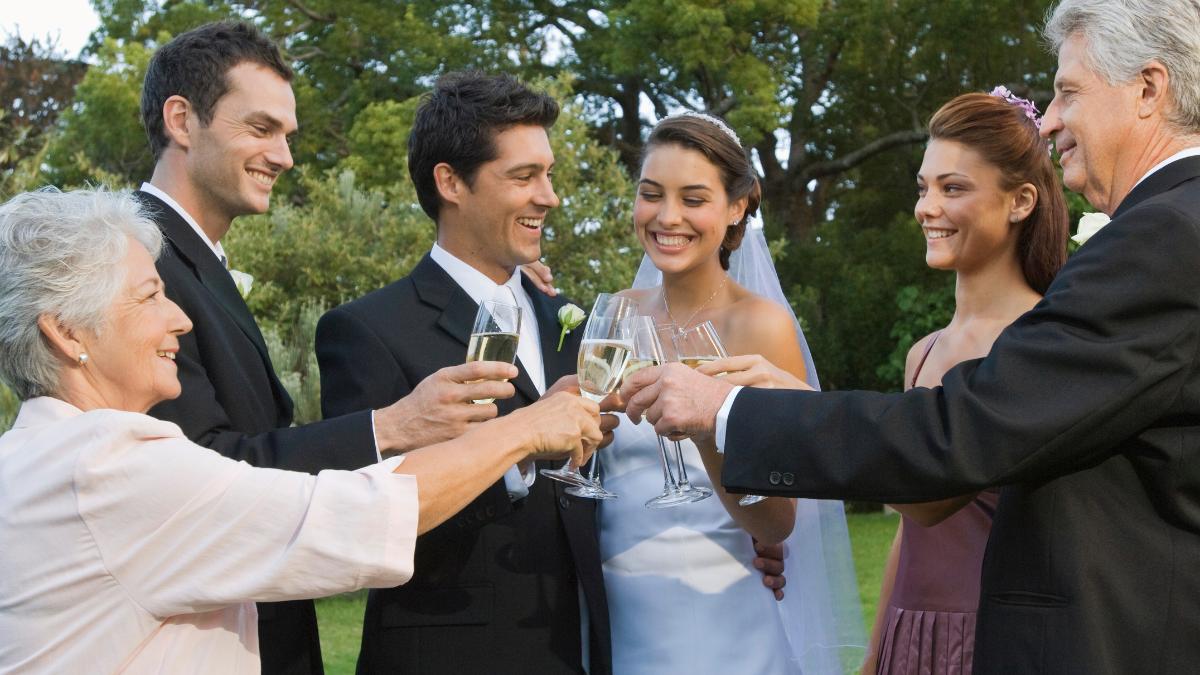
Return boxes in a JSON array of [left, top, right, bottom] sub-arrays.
[[430, 243, 544, 497], [0, 397, 418, 674], [715, 147, 1200, 453], [1130, 146, 1200, 193]]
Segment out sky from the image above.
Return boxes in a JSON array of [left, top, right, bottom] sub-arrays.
[[2, 0, 102, 59]]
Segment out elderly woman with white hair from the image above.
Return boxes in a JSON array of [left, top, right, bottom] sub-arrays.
[[0, 187, 602, 673]]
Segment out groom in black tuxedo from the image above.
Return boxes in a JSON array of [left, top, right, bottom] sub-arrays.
[[316, 72, 612, 674], [137, 23, 515, 675], [625, 2, 1200, 673]]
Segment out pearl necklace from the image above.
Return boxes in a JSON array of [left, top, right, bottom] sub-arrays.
[[662, 275, 729, 331]]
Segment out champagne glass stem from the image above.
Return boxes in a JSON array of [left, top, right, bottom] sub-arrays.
[[672, 440, 691, 487], [656, 434, 679, 489], [584, 452, 601, 483]]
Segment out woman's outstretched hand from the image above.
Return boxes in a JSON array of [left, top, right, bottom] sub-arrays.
[[520, 260, 557, 296]]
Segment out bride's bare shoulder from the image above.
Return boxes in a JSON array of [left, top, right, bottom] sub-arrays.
[[616, 287, 658, 305], [722, 290, 801, 355]]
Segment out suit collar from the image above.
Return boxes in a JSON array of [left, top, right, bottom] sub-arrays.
[[1114, 156, 1200, 219], [135, 190, 274, 371], [138, 182, 227, 263]]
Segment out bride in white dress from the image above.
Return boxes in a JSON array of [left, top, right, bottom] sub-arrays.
[[599, 112, 864, 674]]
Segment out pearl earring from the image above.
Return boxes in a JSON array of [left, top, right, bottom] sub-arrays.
[[78, 353, 88, 365]]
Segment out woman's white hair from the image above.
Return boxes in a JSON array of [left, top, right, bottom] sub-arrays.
[[0, 187, 163, 400], [1045, 0, 1200, 133]]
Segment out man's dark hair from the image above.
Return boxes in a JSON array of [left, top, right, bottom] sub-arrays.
[[140, 21, 293, 159], [408, 71, 559, 221]]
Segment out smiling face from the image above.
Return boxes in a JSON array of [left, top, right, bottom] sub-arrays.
[[79, 239, 193, 413], [185, 62, 297, 229], [634, 143, 745, 275], [442, 124, 559, 282], [1040, 34, 1141, 213], [916, 139, 1026, 272]]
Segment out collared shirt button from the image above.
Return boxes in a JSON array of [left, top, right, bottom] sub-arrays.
[[782, 472, 795, 486], [768, 471, 782, 485]]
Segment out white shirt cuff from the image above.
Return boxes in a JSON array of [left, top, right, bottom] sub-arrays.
[[503, 465, 530, 501], [519, 461, 537, 487], [369, 410, 383, 462], [714, 386, 744, 454]]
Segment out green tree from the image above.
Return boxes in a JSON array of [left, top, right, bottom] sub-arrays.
[[43, 38, 154, 188], [0, 35, 87, 198]]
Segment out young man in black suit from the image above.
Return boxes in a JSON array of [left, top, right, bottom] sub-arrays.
[[624, 1, 1200, 673], [315, 72, 614, 674], [137, 23, 516, 675]]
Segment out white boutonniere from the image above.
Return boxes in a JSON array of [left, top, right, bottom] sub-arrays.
[[556, 303, 585, 351], [1072, 212, 1110, 246], [229, 269, 255, 299]]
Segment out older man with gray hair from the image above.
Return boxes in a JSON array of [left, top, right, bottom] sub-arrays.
[[622, 1, 1200, 672]]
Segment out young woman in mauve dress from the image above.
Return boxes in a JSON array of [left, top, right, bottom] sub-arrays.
[[863, 90, 1069, 675]]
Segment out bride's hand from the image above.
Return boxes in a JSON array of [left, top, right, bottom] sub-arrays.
[[697, 354, 812, 391], [519, 260, 556, 296]]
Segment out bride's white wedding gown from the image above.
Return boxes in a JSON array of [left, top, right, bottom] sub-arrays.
[[598, 417, 858, 674]]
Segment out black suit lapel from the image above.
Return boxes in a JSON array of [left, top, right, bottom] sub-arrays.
[[412, 255, 542, 403], [138, 192, 273, 359], [523, 274, 576, 382], [413, 256, 475, 349], [1114, 156, 1200, 218]]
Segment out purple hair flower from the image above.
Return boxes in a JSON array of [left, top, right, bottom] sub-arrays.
[[990, 85, 1042, 130]]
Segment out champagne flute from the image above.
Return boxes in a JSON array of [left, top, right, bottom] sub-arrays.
[[652, 323, 715, 504], [466, 299, 521, 404], [541, 293, 638, 495], [639, 322, 696, 508], [674, 321, 766, 506]]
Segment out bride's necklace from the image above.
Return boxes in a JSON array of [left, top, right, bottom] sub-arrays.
[[662, 275, 729, 331]]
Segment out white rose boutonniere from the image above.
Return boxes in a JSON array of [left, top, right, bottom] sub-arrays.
[[229, 269, 255, 299], [1072, 212, 1110, 246], [557, 303, 585, 351]]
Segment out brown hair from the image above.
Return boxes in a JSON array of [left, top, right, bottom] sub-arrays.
[[142, 21, 293, 160], [643, 115, 762, 270], [928, 93, 1068, 293]]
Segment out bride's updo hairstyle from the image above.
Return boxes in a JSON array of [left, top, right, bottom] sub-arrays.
[[644, 113, 762, 270], [928, 92, 1068, 293]]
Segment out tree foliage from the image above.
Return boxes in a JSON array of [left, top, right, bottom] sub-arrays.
[[0, 35, 87, 197]]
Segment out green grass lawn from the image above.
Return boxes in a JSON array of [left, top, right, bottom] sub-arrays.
[[315, 511, 900, 675]]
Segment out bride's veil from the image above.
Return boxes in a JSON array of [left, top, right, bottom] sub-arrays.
[[632, 216, 867, 674]]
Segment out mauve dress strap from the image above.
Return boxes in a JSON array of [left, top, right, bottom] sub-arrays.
[[909, 331, 943, 390]]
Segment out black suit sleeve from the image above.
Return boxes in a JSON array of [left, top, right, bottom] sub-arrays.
[[315, 302, 514, 536], [151, 327, 377, 475], [723, 201, 1200, 502], [316, 306, 412, 418]]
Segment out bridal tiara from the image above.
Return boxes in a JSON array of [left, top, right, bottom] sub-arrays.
[[662, 110, 743, 148]]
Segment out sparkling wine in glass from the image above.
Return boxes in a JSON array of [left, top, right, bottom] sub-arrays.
[[541, 293, 638, 496], [674, 321, 766, 506], [466, 300, 521, 404]]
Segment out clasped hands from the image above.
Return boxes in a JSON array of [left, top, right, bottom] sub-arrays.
[[620, 354, 813, 442]]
